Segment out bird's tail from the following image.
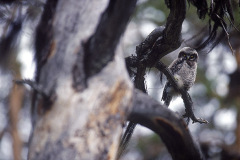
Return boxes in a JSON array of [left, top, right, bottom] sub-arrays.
[[163, 95, 172, 107]]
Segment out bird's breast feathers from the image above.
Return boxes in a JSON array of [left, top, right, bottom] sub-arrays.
[[176, 62, 197, 89]]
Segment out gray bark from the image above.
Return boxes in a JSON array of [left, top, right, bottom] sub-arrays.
[[28, 0, 134, 159]]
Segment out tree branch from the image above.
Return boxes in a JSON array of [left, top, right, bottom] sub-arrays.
[[120, 0, 188, 158], [126, 0, 187, 94], [14, 79, 55, 110], [140, 0, 186, 66], [128, 89, 205, 160], [84, 0, 137, 78], [35, 0, 59, 82]]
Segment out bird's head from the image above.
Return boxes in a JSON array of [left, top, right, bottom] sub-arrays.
[[178, 47, 198, 66]]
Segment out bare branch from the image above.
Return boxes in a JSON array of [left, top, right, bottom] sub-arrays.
[[14, 79, 56, 110], [128, 89, 205, 160], [15, 79, 48, 97], [138, 0, 186, 66], [214, 13, 234, 54], [35, 0, 58, 82], [187, 0, 208, 19], [125, 0, 187, 93], [120, 1, 188, 158], [0, 5, 23, 67]]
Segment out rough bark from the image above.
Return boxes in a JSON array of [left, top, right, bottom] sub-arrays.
[[28, 0, 134, 159]]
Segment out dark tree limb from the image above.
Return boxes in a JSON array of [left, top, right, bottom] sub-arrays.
[[84, 0, 137, 78], [119, 0, 188, 158], [14, 79, 56, 110], [35, 0, 59, 82], [140, 0, 186, 66], [0, 5, 23, 67], [127, 0, 187, 92], [124, 0, 208, 123], [14, 79, 48, 98], [129, 0, 187, 99], [136, 26, 165, 57], [128, 0, 186, 69], [129, 89, 205, 160], [187, 0, 208, 19]]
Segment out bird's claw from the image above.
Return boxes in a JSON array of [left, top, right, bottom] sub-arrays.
[[192, 118, 209, 124], [182, 113, 208, 124]]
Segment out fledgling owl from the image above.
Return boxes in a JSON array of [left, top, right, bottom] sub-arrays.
[[161, 47, 198, 107]]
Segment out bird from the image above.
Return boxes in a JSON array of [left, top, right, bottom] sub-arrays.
[[161, 47, 198, 107]]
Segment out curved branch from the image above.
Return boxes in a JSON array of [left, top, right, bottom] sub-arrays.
[[141, 0, 186, 66], [128, 89, 205, 160], [127, 0, 187, 93], [127, 0, 186, 68], [120, 1, 188, 158]]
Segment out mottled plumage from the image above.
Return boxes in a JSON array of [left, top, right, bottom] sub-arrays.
[[162, 47, 198, 107]]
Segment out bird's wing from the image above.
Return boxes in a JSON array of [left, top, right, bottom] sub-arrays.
[[161, 58, 184, 107], [161, 81, 173, 107], [161, 81, 170, 101], [169, 58, 185, 74]]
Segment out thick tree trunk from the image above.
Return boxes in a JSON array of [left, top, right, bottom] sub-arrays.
[[28, 0, 134, 159]]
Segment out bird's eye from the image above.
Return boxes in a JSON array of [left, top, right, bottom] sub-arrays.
[[183, 54, 188, 60], [189, 55, 195, 60], [178, 52, 185, 58]]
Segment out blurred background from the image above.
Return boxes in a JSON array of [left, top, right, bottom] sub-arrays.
[[0, 0, 240, 160]]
